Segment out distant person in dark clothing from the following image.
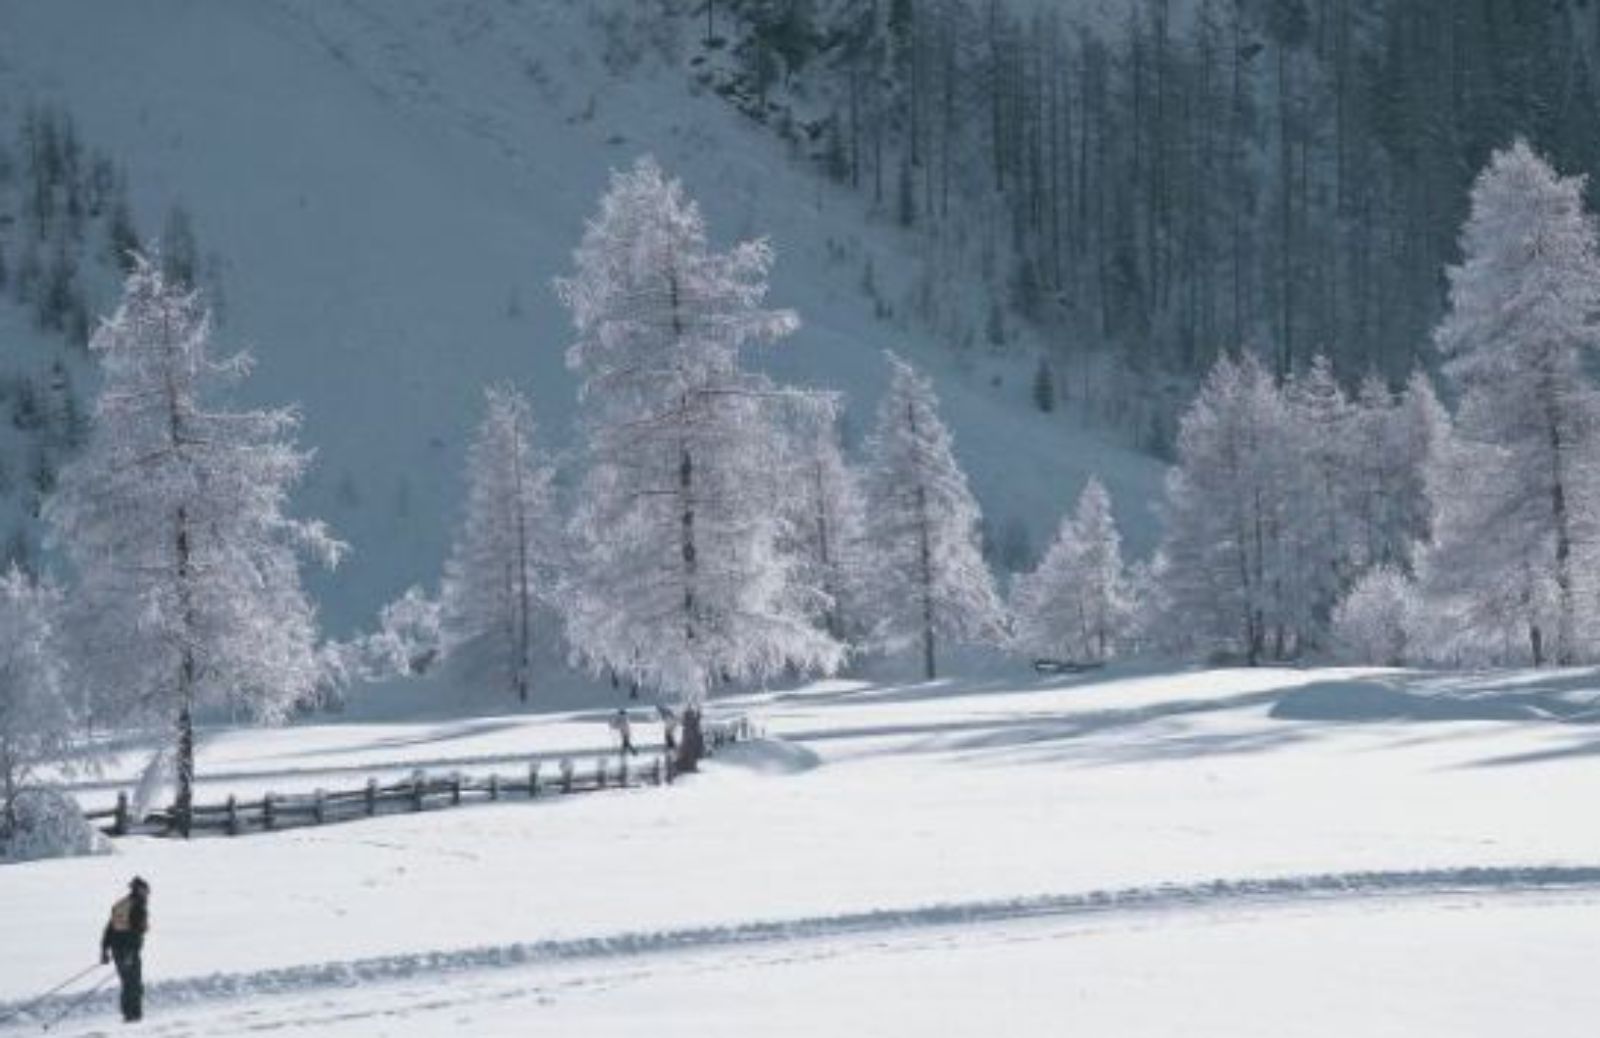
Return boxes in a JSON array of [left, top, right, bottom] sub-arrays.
[[101, 876, 150, 1023], [656, 704, 679, 753], [610, 708, 638, 756]]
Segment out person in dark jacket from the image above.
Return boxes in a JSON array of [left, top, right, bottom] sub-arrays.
[[101, 876, 150, 1023], [609, 708, 638, 756]]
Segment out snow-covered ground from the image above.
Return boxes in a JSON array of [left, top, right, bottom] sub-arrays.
[[4, 664, 1598, 1034]]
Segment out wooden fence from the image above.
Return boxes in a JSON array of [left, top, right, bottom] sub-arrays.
[[84, 717, 754, 839]]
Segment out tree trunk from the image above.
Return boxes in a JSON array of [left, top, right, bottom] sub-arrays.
[[1548, 407, 1575, 666], [174, 506, 197, 839], [910, 400, 937, 682], [514, 423, 532, 703]]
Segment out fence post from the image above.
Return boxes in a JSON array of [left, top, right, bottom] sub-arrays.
[[366, 778, 378, 817], [412, 770, 426, 812], [665, 752, 676, 785], [451, 772, 463, 807], [652, 757, 663, 786], [560, 758, 574, 794], [596, 757, 607, 789], [620, 754, 631, 787], [529, 761, 541, 798], [488, 774, 500, 802], [263, 793, 276, 831], [226, 795, 239, 836], [113, 791, 129, 836], [314, 789, 326, 825]]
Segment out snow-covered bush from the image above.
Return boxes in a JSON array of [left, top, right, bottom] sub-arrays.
[[0, 786, 108, 863], [1331, 565, 1420, 666]]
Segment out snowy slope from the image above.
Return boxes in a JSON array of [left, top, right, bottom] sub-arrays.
[[3, 664, 1598, 1032], [0, 0, 1163, 634]]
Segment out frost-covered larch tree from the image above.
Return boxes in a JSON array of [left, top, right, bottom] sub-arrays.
[[0, 566, 71, 837], [46, 257, 342, 835], [1283, 355, 1357, 640], [778, 397, 867, 644], [1348, 369, 1450, 577], [556, 157, 842, 720], [1430, 141, 1600, 666], [860, 351, 1004, 679], [440, 385, 559, 702], [1158, 353, 1295, 664], [1010, 477, 1130, 664]]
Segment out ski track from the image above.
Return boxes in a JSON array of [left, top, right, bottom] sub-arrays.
[[6, 864, 1600, 1031]]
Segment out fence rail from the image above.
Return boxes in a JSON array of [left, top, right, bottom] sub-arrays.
[[83, 717, 754, 839]]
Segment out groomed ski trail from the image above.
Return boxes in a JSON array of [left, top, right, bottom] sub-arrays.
[[5, 863, 1599, 1030]]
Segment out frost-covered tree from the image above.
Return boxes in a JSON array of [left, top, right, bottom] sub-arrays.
[[1391, 371, 1450, 561], [0, 566, 71, 838], [860, 351, 1004, 678], [777, 397, 867, 643], [556, 157, 842, 715], [1010, 477, 1130, 664], [1158, 353, 1295, 664], [1283, 355, 1357, 638], [1330, 564, 1419, 666], [440, 385, 559, 702], [1429, 141, 1600, 666], [46, 257, 342, 835]]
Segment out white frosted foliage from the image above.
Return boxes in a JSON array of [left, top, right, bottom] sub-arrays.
[[860, 351, 1004, 678], [556, 157, 842, 702], [1428, 141, 1600, 665], [46, 257, 341, 831], [0, 566, 72, 836], [441, 385, 560, 701], [1010, 477, 1131, 664]]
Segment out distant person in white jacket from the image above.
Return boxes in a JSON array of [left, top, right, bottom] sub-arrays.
[[610, 709, 638, 756]]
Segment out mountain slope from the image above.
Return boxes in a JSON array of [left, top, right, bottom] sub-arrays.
[[0, 0, 1163, 634]]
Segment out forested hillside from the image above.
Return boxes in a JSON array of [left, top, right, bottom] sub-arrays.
[[708, 0, 1600, 427]]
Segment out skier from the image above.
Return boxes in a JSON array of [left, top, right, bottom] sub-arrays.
[[101, 876, 150, 1023], [610, 708, 638, 756]]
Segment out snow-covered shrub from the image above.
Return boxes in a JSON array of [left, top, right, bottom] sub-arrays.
[[0, 786, 109, 863], [1331, 565, 1419, 666]]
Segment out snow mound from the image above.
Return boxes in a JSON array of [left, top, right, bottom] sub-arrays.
[[0, 787, 111, 864], [1270, 678, 1600, 723], [714, 737, 822, 776]]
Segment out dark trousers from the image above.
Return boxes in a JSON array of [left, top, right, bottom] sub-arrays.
[[111, 945, 142, 1021], [621, 735, 637, 756]]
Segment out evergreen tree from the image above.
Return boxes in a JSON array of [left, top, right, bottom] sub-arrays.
[[556, 158, 842, 720], [1032, 357, 1056, 413], [860, 351, 1004, 678], [46, 257, 342, 835], [440, 384, 559, 702], [1429, 141, 1600, 665], [1010, 477, 1130, 664]]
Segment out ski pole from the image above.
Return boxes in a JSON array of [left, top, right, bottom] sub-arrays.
[[0, 964, 104, 1028], [39, 970, 115, 1032]]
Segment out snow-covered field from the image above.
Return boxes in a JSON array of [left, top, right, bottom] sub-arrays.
[[4, 664, 1598, 1034]]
